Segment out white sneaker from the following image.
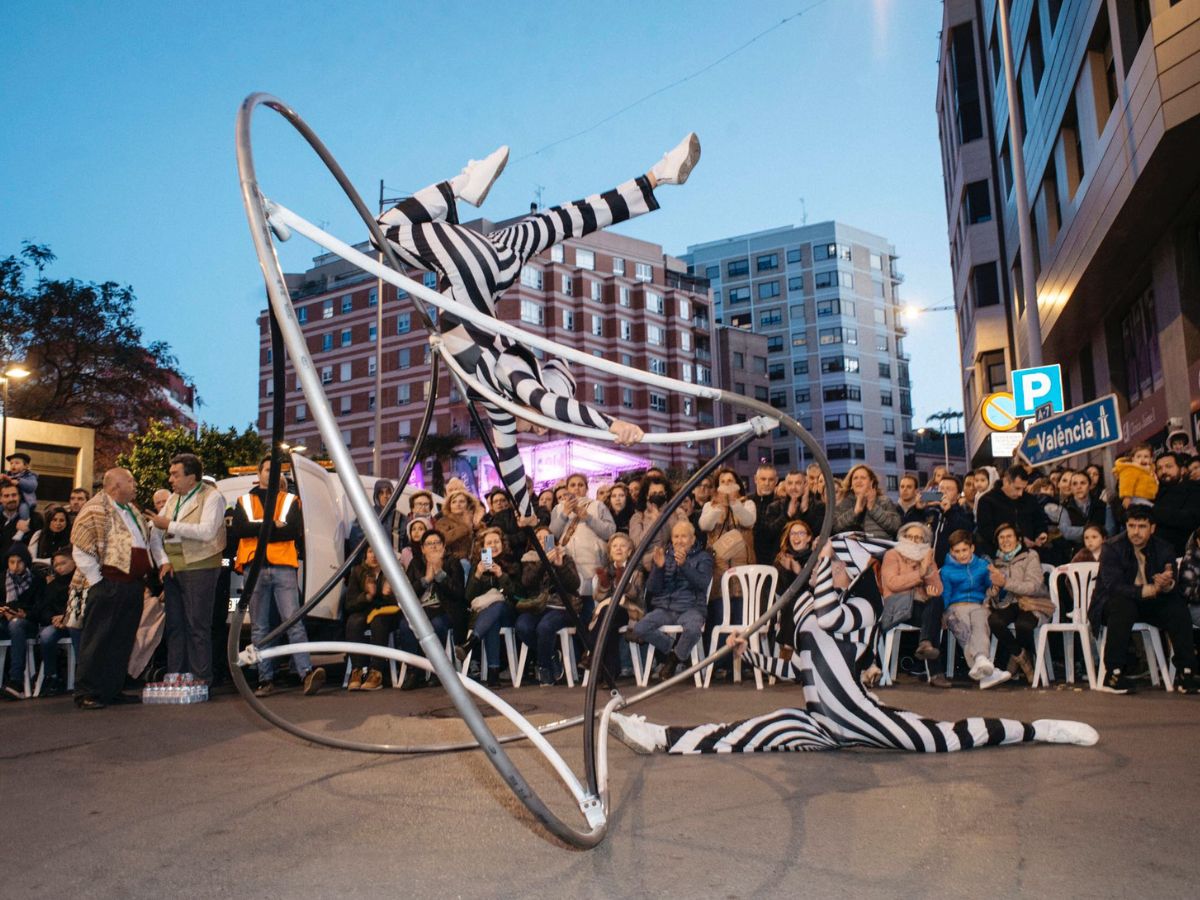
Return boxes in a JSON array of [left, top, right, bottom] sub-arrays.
[[968, 655, 994, 680], [610, 712, 668, 755], [1032, 719, 1099, 746], [650, 132, 701, 186], [978, 669, 1012, 690], [451, 145, 509, 207]]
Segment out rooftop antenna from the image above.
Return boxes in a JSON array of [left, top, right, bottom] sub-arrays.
[[799, 197, 807, 226], [533, 183, 545, 211]]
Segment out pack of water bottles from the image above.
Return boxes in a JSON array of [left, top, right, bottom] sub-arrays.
[[142, 672, 209, 704]]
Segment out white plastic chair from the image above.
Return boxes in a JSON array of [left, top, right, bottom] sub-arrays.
[[461, 626, 523, 687], [879, 623, 924, 687], [394, 629, 455, 689], [341, 629, 400, 687], [703, 565, 777, 689], [1098, 623, 1172, 690], [632, 626, 704, 688], [34, 636, 76, 697], [1033, 563, 1098, 689], [0, 638, 34, 698]]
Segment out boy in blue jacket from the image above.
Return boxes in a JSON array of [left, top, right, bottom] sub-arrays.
[[939, 529, 1010, 689]]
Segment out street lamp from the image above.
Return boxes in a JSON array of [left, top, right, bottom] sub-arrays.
[[1, 364, 30, 461], [917, 426, 951, 473]]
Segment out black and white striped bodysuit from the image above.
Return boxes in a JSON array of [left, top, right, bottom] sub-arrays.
[[376, 176, 659, 516]]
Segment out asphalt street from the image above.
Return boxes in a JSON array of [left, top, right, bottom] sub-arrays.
[[5, 676, 1199, 899]]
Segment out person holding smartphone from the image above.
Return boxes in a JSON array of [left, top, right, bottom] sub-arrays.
[[463, 527, 519, 688], [1092, 507, 1199, 694]]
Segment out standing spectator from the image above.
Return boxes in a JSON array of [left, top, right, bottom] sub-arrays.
[[972, 467, 999, 513], [833, 464, 902, 539], [1152, 452, 1200, 556], [0, 544, 45, 699], [748, 464, 781, 564], [397, 529, 467, 688], [517, 524, 582, 686], [1057, 470, 1115, 552], [604, 482, 634, 534], [549, 472, 615, 612], [29, 505, 72, 572], [67, 487, 91, 527], [974, 465, 1047, 557], [536, 488, 557, 517], [70, 468, 151, 709], [343, 546, 396, 691], [1114, 443, 1158, 510], [699, 468, 756, 592], [147, 453, 226, 687], [4, 452, 39, 520], [1091, 507, 1198, 694], [929, 474, 975, 566], [691, 474, 714, 511], [0, 482, 43, 557], [926, 465, 949, 490], [986, 524, 1052, 684], [1084, 464, 1110, 503], [229, 457, 324, 697], [1189, 457, 1200, 482], [878, 522, 946, 683], [1165, 427, 1196, 458], [939, 530, 1010, 689], [629, 521, 713, 682], [585, 532, 646, 684], [895, 474, 927, 526]]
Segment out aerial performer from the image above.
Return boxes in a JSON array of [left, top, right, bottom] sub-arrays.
[[374, 134, 702, 515], [610, 535, 1098, 755]]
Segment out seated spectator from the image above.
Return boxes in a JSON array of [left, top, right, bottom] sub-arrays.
[[29, 548, 77, 695], [536, 488, 557, 517], [397, 529, 467, 689], [0, 481, 43, 557], [30, 505, 72, 573], [605, 482, 634, 534], [1084, 463, 1110, 504], [436, 489, 479, 562], [972, 467, 999, 513], [408, 490, 435, 521], [584, 532, 646, 683], [550, 472, 615, 613], [939, 530, 1010, 689], [975, 464, 1047, 557], [629, 521, 714, 682], [1091, 508, 1198, 694], [399, 517, 430, 569], [960, 472, 978, 509], [879, 522, 947, 687], [516, 525, 582, 686], [1070, 524, 1107, 564], [773, 519, 813, 652], [0, 544, 46, 700], [464, 527, 518, 688], [4, 452, 39, 521], [344, 546, 396, 691], [833, 464, 901, 539], [699, 468, 756, 592], [929, 474, 975, 566], [895, 474, 928, 526], [986, 524, 1052, 685], [766, 469, 825, 550], [629, 478, 687, 572], [1152, 452, 1200, 556]]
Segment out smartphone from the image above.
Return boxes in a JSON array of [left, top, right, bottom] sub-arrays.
[[920, 490, 943, 503], [543, 533, 555, 551], [482, 547, 493, 567]]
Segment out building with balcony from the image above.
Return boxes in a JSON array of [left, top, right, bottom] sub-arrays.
[[681, 223, 916, 490], [937, 0, 1200, 466]]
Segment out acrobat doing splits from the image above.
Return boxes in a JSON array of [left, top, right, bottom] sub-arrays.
[[611, 535, 1099, 755], [374, 135, 702, 516]]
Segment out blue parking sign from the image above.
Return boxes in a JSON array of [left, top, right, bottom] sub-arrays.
[[1012, 364, 1064, 417]]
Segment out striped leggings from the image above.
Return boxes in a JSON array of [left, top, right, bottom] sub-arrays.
[[377, 175, 659, 515]]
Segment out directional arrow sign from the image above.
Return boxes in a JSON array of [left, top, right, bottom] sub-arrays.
[[1019, 394, 1122, 467]]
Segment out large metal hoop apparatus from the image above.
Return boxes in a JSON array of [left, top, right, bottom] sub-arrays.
[[234, 93, 835, 848]]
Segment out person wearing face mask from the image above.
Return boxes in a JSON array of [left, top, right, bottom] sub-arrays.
[[986, 524, 1053, 685], [584, 532, 646, 684], [879, 522, 949, 688], [628, 477, 686, 573]]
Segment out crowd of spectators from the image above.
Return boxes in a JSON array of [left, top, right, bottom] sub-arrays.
[[4, 431, 1200, 705]]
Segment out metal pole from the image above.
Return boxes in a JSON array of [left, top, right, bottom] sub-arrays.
[[373, 179, 385, 477], [997, 0, 1043, 367], [1, 378, 7, 460], [943, 429, 950, 472]]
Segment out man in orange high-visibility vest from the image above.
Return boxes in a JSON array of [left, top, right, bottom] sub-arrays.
[[228, 456, 324, 697]]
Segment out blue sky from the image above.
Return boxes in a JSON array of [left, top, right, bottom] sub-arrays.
[[2, 0, 961, 430]]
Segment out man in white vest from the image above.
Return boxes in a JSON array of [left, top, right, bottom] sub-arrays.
[[148, 453, 227, 687]]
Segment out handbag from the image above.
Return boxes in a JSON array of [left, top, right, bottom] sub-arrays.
[[469, 587, 506, 614], [515, 591, 549, 615], [1017, 595, 1056, 618]]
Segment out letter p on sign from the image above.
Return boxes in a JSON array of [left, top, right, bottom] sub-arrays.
[[1012, 364, 1064, 417]]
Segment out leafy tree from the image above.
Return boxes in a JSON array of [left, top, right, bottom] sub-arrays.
[[117, 420, 264, 507], [0, 243, 195, 469]]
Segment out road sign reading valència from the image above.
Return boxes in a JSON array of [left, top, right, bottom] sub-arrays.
[[1018, 394, 1122, 466]]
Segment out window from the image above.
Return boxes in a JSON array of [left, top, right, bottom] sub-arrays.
[[882, 417, 895, 435], [758, 281, 781, 300], [339, 395, 351, 414], [368, 289, 378, 307], [423, 272, 437, 289], [341, 295, 353, 313], [341, 328, 352, 347], [296, 402, 307, 422], [787, 248, 801, 264], [634, 262, 652, 282], [550, 245, 564, 263], [561, 275, 573, 296], [613, 257, 626, 276], [649, 357, 667, 375], [1027, 8, 1045, 93], [318, 366, 333, 384], [770, 390, 787, 409], [728, 286, 751, 305], [649, 393, 667, 412], [647, 324, 664, 345], [591, 314, 603, 336], [398, 347, 411, 369], [971, 262, 1001, 308], [593, 383, 604, 404], [680, 331, 692, 351], [756, 253, 779, 271], [367, 355, 376, 376], [297, 307, 308, 324], [681, 362, 693, 383], [794, 388, 810, 404], [886, 475, 899, 491], [397, 383, 411, 404], [824, 413, 864, 431], [646, 292, 664, 314], [875, 335, 888, 352], [793, 360, 809, 376], [869, 253, 883, 271], [823, 385, 862, 402], [884, 448, 897, 463], [589, 280, 601, 301], [323, 299, 334, 319], [576, 248, 594, 270], [1086, 8, 1117, 133], [768, 363, 786, 381], [1060, 98, 1085, 201], [819, 327, 857, 346], [881, 391, 894, 407], [727, 259, 749, 278], [949, 23, 983, 143], [817, 298, 855, 318], [826, 442, 866, 460], [620, 319, 632, 340], [621, 352, 633, 366], [619, 286, 631, 307], [520, 266, 543, 290], [265, 379, 273, 397], [788, 276, 803, 293], [397, 313, 411, 334], [767, 335, 784, 353], [732, 351, 744, 368], [754, 386, 769, 402], [878, 362, 891, 378], [561, 309, 575, 331], [791, 332, 807, 348], [521, 300, 544, 325], [339, 362, 352, 382], [980, 349, 1007, 393], [821, 356, 859, 374], [759, 308, 783, 328], [368, 324, 377, 342], [622, 388, 634, 408], [321, 333, 333, 351], [814, 270, 853, 289], [752, 356, 768, 374], [814, 243, 852, 262], [965, 179, 992, 224]]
